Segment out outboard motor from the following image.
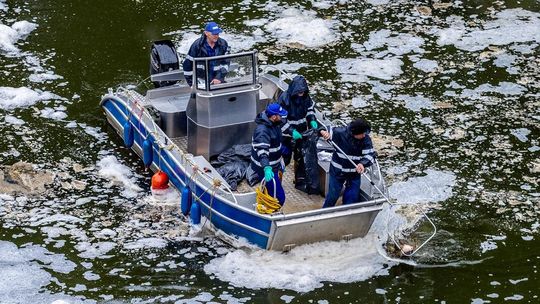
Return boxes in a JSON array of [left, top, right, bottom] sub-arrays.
[[150, 40, 179, 88]]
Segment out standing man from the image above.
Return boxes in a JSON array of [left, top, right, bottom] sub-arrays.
[[278, 75, 317, 166], [320, 118, 377, 208], [182, 21, 229, 86], [250, 103, 288, 206]]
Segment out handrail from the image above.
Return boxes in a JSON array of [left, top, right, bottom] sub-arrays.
[[117, 87, 240, 205], [261, 65, 294, 81], [192, 50, 257, 62]]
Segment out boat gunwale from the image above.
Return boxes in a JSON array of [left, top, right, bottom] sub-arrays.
[[101, 92, 387, 221]]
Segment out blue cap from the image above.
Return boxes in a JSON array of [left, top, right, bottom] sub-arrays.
[[205, 21, 223, 35], [266, 103, 288, 117]]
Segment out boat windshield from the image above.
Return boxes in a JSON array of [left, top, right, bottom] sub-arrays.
[[193, 51, 257, 91]]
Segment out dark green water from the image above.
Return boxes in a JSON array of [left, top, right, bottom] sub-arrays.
[[1, 0, 539, 303]]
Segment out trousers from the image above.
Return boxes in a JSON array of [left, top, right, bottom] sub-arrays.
[[322, 173, 361, 208]]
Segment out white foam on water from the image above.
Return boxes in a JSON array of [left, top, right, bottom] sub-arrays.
[[388, 169, 456, 204], [0, 20, 38, 54], [33, 214, 84, 226], [359, 29, 425, 56], [266, 8, 337, 48], [218, 291, 251, 303], [396, 94, 434, 112], [434, 9, 540, 52], [0, 241, 84, 303], [366, 0, 390, 5], [175, 32, 200, 55], [504, 294, 524, 301], [204, 232, 391, 293], [40, 107, 68, 120], [480, 235, 506, 253], [413, 59, 439, 73], [510, 128, 531, 143], [145, 187, 180, 206], [480, 240, 498, 253], [0, 86, 61, 110], [174, 292, 214, 304], [4, 114, 25, 125], [83, 271, 100, 281], [29, 72, 64, 83], [460, 82, 526, 100], [244, 18, 268, 27], [97, 155, 143, 198], [351, 96, 369, 108], [310, 0, 334, 9], [75, 241, 116, 259], [493, 53, 518, 74], [336, 58, 403, 82], [280, 295, 295, 303], [124, 237, 168, 250], [77, 123, 108, 142], [261, 62, 309, 73]]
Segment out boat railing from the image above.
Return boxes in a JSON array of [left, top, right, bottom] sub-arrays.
[[260, 65, 295, 81], [116, 87, 241, 205]]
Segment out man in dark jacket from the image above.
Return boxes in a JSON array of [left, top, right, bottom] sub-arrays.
[[182, 21, 229, 86], [320, 118, 376, 208], [278, 75, 317, 164], [250, 103, 287, 205]]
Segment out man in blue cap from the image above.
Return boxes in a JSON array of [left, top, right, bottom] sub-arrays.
[[249, 103, 288, 206], [182, 21, 229, 86]]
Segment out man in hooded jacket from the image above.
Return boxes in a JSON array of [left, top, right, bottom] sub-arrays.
[[250, 103, 288, 206], [182, 21, 229, 87], [278, 75, 318, 162], [278, 75, 318, 190], [320, 118, 377, 208]]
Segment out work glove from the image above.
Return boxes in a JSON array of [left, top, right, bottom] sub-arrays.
[[292, 129, 302, 140], [310, 120, 318, 129], [264, 166, 274, 182]]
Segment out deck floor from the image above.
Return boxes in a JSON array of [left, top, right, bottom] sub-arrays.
[[171, 136, 325, 214]]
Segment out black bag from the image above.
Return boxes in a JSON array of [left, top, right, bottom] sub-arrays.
[[211, 144, 251, 167], [295, 129, 320, 195], [217, 161, 248, 191], [211, 144, 252, 190]]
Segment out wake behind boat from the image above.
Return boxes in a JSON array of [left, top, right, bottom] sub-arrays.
[[100, 41, 389, 251]]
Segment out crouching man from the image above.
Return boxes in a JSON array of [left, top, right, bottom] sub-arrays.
[[249, 103, 287, 206]]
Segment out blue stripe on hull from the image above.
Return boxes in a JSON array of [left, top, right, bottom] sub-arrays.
[[102, 98, 271, 249]]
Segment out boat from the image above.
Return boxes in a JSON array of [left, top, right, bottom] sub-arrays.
[[100, 40, 389, 251]]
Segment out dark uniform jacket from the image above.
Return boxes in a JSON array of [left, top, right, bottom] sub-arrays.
[[250, 112, 283, 173], [182, 35, 229, 86], [327, 126, 377, 179], [278, 75, 316, 136]]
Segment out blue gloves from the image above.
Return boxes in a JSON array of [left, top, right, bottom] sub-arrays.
[[292, 129, 302, 140], [310, 121, 318, 129], [264, 166, 274, 182]]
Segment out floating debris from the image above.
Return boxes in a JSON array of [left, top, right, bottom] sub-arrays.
[[0, 162, 55, 195]]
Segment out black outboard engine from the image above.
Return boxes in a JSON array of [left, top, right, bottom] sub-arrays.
[[150, 40, 179, 88]]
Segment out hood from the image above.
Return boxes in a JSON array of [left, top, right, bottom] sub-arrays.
[[287, 75, 309, 97], [255, 111, 273, 126]]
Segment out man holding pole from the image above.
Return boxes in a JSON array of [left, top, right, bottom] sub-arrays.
[[319, 118, 377, 208]]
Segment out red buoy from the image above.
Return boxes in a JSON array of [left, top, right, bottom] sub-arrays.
[[151, 170, 169, 190]]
